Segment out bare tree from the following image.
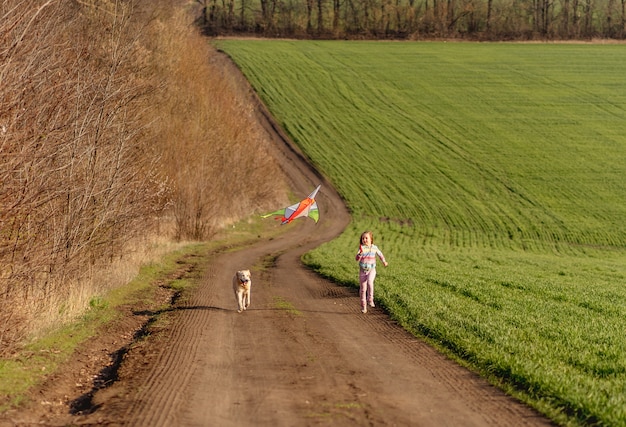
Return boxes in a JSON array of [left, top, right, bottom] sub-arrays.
[[1, 0, 167, 349], [318, 0, 325, 33], [193, 0, 624, 39], [622, 0, 626, 37], [333, 0, 343, 32]]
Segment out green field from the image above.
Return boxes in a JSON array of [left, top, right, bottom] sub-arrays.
[[215, 40, 626, 426]]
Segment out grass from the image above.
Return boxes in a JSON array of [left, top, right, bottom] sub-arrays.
[[215, 40, 626, 426], [273, 296, 303, 316], [217, 41, 626, 249]]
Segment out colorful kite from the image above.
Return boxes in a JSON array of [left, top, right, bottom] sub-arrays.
[[261, 184, 321, 225]]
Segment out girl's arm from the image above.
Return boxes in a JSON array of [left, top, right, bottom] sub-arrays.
[[377, 249, 389, 267]]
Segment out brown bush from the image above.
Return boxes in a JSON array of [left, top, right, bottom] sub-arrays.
[[0, 0, 171, 352], [147, 8, 287, 240], [0, 0, 288, 353]]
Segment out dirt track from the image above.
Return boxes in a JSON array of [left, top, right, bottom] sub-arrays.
[[1, 53, 556, 427]]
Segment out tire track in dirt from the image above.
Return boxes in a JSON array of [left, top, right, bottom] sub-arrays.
[[68, 50, 557, 426]]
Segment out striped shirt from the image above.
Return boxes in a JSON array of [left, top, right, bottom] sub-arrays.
[[356, 244, 386, 271]]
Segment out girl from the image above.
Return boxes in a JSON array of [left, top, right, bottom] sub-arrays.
[[355, 231, 388, 313]]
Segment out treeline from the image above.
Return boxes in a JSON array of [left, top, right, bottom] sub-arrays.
[[0, 0, 287, 353], [197, 0, 626, 39]]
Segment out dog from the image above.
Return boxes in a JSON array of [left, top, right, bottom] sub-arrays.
[[232, 269, 252, 313]]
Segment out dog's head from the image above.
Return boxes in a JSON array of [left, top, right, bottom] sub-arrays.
[[236, 270, 251, 287]]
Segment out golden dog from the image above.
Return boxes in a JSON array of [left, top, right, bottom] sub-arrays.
[[232, 270, 252, 313]]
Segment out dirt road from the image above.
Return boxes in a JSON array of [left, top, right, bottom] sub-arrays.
[[87, 53, 554, 426], [86, 223, 553, 427], [1, 53, 556, 427]]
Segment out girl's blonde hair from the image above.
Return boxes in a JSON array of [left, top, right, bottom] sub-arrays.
[[360, 231, 374, 244]]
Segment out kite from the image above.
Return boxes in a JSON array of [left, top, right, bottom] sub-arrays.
[[261, 184, 321, 225]]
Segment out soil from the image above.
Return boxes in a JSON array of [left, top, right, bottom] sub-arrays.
[[0, 52, 557, 427]]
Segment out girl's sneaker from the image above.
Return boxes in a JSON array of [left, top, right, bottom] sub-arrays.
[[369, 302, 375, 308], [361, 307, 367, 313]]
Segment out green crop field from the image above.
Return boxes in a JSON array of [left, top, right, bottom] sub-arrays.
[[215, 40, 626, 426]]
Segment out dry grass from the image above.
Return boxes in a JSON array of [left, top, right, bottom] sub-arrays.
[[0, 0, 288, 354]]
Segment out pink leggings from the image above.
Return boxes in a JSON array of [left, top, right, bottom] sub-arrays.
[[359, 268, 376, 308]]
